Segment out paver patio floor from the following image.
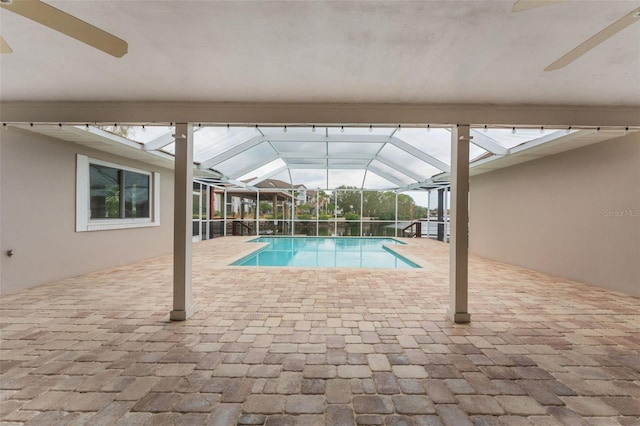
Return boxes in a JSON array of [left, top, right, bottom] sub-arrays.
[[1, 237, 639, 425]]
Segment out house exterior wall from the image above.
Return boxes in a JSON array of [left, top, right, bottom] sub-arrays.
[[0, 128, 175, 294], [469, 132, 640, 296]]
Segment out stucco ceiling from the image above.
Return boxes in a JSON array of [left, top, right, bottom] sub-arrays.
[[1, 0, 639, 106]]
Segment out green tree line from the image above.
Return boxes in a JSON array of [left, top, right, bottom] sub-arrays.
[[334, 186, 426, 220]]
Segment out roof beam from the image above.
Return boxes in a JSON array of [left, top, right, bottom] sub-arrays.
[[367, 165, 407, 187], [279, 152, 374, 160], [5, 103, 640, 128], [198, 134, 265, 169], [267, 134, 390, 143], [374, 156, 425, 182], [143, 130, 176, 151], [225, 179, 258, 191], [361, 169, 369, 189], [388, 137, 450, 172], [227, 154, 280, 179], [404, 178, 448, 191], [264, 134, 326, 143], [467, 129, 508, 155], [285, 161, 327, 167], [246, 165, 289, 186], [143, 126, 203, 151], [288, 164, 361, 170], [509, 129, 593, 154]]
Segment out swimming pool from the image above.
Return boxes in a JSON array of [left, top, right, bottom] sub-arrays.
[[232, 237, 420, 268]]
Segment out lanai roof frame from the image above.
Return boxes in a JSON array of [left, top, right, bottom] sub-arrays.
[[132, 123, 634, 192]]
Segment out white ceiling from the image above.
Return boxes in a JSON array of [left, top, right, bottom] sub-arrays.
[[1, 0, 639, 106]]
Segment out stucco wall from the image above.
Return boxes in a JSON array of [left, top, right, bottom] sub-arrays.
[[0, 128, 175, 294], [469, 132, 640, 296]]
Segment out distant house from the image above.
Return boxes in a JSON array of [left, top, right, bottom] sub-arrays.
[[295, 184, 308, 205], [212, 178, 297, 220]]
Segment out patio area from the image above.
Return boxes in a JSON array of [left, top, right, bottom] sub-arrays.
[[1, 237, 639, 425]]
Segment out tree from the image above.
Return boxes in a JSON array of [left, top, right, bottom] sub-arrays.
[[397, 194, 414, 220], [296, 203, 313, 219], [297, 203, 312, 214], [315, 187, 428, 222], [363, 191, 395, 220], [259, 202, 273, 216], [317, 191, 330, 215], [363, 191, 426, 220], [335, 186, 361, 216], [362, 191, 379, 217], [326, 203, 335, 215]]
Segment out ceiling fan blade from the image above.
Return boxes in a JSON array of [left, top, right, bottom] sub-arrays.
[[0, 35, 13, 53], [545, 7, 640, 71], [512, 0, 568, 12], [0, 0, 127, 57]]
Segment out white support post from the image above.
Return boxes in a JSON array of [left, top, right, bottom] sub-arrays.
[[444, 188, 449, 243], [204, 184, 209, 240], [223, 190, 228, 236], [334, 192, 338, 236], [447, 125, 471, 324], [360, 189, 364, 237], [256, 190, 260, 235], [170, 123, 195, 321], [427, 190, 431, 239], [394, 191, 399, 237]]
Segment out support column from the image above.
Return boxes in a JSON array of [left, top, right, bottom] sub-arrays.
[[444, 187, 449, 243], [360, 189, 364, 237], [427, 190, 431, 239], [170, 123, 195, 321], [334, 192, 338, 236], [256, 190, 260, 235], [437, 189, 444, 241], [273, 194, 278, 234], [447, 125, 471, 324], [290, 190, 294, 236], [223, 190, 228, 236], [394, 191, 399, 237]]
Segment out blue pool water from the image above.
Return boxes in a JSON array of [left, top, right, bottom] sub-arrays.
[[232, 237, 420, 268]]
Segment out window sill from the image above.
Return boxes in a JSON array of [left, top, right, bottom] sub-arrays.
[[85, 220, 159, 232]]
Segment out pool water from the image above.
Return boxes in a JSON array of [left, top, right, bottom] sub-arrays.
[[232, 237, 420, 268]]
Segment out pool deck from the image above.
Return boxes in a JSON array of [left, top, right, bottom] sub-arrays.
[[1, 237, 639, 425]]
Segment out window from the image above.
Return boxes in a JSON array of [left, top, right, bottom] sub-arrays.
[[89, 164, 150, 219], [77, 155, 160, 231]]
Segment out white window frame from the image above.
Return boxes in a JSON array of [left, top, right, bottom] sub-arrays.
[[76, 154, 161, 232]]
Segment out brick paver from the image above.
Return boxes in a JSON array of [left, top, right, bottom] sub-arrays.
[[353, 395, 394, 414], [392, 395, 436, 414], [0, 237, 638, 424], [495, 395, 547, 415], [284, 395, 324, 414], [243, 395, 285, 414]]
